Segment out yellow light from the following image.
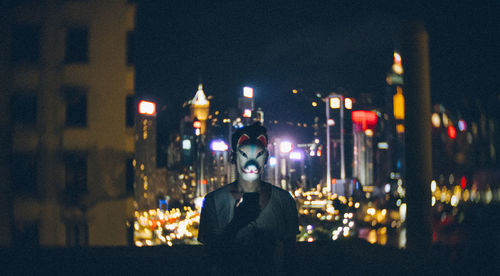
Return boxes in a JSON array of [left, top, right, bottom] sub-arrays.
[[442, 113, 449, 127], [292, 89, 298, 94], [392, 64, 404, 75], [312, 101, 317, 107], [396, 124, 405, 134], [367, 229, 377, 244], [364, 129, 374, 137], [393, 86, 404, 120], [330, 97, 341, 109], [344, 98, 352, 110], [431, 113, 441, 128]]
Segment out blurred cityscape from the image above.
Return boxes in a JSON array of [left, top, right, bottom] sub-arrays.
[[1, 1, 499, 266]]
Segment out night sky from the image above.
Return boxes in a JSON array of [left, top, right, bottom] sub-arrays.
[[135, 0, 500, 138]]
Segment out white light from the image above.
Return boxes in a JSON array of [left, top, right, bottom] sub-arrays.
[[431, 180, 436, 193], [458, 119, 467, 131], [309, 151, 315, 157], [269, 157, 276, 166], [211, 140, 228, 152], [243, 109, 252, 118], [290, 151, 302, 160], [314, 138, 320, 144], [280, 141, 293, 153], [377, 142, 389, 149], [327, 119, 335, 126], [384, 184, 391, 193], [330, 97, 341, 109], [195, 129, 200, 136], [182, 139, 191, 150], [400, 203, 407, 223], [194, 197, 204, 210], [243, 87, 254, 98], [345, 98, 352, 110], [138, 100, 156, 115]]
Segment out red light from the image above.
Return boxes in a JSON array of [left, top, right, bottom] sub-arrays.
[[202, 179, 207, 185], [351, 110, 378, 131], [316, 150, 322, 157], [138, 100, 156, 116], [193, 121, 201, 129], [447, 125, 457, 139], [460, 176, 467, 190]]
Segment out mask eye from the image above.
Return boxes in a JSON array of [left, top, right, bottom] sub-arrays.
[[256, 150, 265, 158], [238, 149, 248, 158]]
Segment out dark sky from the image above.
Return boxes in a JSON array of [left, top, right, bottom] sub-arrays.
[[136, 0, 500, 135]]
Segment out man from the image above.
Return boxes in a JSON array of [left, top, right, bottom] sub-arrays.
[[198, 123, 299, 275]]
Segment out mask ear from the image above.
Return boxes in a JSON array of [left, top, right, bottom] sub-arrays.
[[237, 134, 250, 147], [257, 134, 267, 148]]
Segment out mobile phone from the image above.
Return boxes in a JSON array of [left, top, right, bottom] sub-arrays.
[[242, 192, 259, 207]]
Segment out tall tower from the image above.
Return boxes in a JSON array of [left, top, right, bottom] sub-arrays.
[[191, 84, 210, 135], [190, 84, 210, 197], [0, 0, 136, 247]]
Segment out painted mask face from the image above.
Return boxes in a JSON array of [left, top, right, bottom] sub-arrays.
[[236, 143, 267, 182]]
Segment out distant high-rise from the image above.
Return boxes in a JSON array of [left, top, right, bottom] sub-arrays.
[[0, 0, 137, 247], [135, 100, 158, 211]]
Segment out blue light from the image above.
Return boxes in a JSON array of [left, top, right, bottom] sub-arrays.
[[269, 156, 277, 166]]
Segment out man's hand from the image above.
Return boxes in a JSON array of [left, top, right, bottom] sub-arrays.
[[226, 193, 261, 235]]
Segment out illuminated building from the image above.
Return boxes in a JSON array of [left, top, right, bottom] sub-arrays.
[[135, 100, 159, 210], [352, 110, 378, 187], [0, 0, 136, 246], [190, 84, 210, 197], [385, 51, 405, 184], [238, 86, 255, 125]]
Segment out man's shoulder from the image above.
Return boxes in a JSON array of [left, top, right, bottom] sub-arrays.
[[204, 183, 232, 200], [267, 182, 294, 200]]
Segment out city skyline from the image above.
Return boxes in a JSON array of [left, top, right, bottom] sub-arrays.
[[136, 0, 499, 135]]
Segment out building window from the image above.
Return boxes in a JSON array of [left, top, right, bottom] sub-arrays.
[[126, 158, 135, 194], [10, 93, 37, 125], [10, 154, 37, 194], [65, 27, 88, 63], [65, 153, 87, 203], [10, 25, 40, 64], [63, 87, 87, 127], [126, 31, 135, 66], [66, 222, 88, 247], [126, 95, 135, 127]]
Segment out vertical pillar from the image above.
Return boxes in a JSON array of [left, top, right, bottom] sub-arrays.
[[325, 98, 331, 193], [401, 22, 432, 252]]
